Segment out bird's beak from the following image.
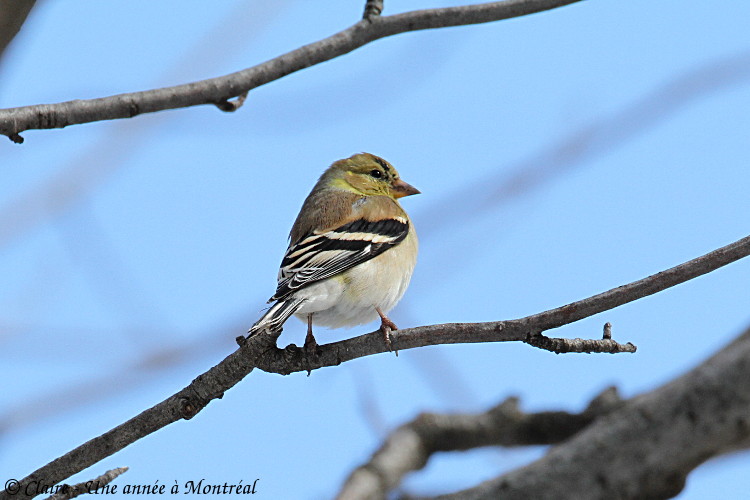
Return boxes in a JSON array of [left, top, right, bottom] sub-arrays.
[[391, 179, 421, 198]]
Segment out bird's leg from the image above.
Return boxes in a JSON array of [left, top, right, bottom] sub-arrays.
[[376, 307, 398, 353], [376, 306, 399, 331], [304, 313, 319, 354]]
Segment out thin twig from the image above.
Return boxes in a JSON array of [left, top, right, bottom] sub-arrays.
[[524, 334, 634, 354], [45, 467, 129, 500], [0, 0, 583, 142], [2, 233, 748, 500]]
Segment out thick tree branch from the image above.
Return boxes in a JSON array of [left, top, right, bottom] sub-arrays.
[[428, 324, 750, 500], [0, 0, 584, 142], [342, 323, 750, 499], [337, 388, 623, 499], [2, 233, 748, 500]]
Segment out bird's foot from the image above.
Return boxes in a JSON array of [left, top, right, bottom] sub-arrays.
[[375, 307, 399, 355], [304, 330, 321, 357]]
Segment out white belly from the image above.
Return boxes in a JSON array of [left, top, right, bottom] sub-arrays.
[[293, 230, 417, 329]]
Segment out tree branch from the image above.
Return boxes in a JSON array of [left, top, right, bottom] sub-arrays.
[[336, 388, 623, 499], [0, 0, 584, 142], [427, 324, 750, 500], [2, 232, 748, 500]]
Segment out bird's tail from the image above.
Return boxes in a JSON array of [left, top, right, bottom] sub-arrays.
[[248, 298, 305, 337]]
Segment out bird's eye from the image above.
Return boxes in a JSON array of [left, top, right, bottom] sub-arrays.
[[370, 169, 383, 179]]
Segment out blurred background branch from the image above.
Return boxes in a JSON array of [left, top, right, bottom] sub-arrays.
[[419, 49, 750, 241], [338, 387, 624, 499], [415, 323, 750, 499], [341, 322, 750, 499], [0, 0, 36, 64]]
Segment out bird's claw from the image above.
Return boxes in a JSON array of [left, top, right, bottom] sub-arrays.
[[379, 320, 399, 356], [303, 330, 321, 362]]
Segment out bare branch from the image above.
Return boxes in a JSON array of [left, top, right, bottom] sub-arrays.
[[0, 0, 584, 142], [3, 233, 748, 500], [428, 324, 750, 499], [336, 388, 623, 499], [254, 233, 748, 375], [524, 332, 634, 354], [343, 324, 750, 499], [45, 467, 129, 500]]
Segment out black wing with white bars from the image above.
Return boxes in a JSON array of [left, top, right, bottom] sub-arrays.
[[271, 216, 409, 302]]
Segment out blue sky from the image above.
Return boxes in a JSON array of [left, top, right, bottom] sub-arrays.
[[2, 1, 750, 498]]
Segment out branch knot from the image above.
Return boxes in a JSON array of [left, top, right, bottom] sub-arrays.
[[363, 0, 384, 20]]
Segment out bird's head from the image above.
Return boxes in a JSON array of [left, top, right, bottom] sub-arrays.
[[328, 153, 420, 199]]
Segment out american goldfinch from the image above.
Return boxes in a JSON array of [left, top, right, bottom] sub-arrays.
[[248, 153, 419, 350]]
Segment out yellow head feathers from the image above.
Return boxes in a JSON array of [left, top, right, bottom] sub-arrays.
[[324, 153, 420, 200]]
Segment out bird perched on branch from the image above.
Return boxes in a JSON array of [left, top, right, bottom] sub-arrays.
[[248, 153, 419, 351]]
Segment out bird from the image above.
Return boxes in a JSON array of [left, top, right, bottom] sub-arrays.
[[247, 152, 419, 351]]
